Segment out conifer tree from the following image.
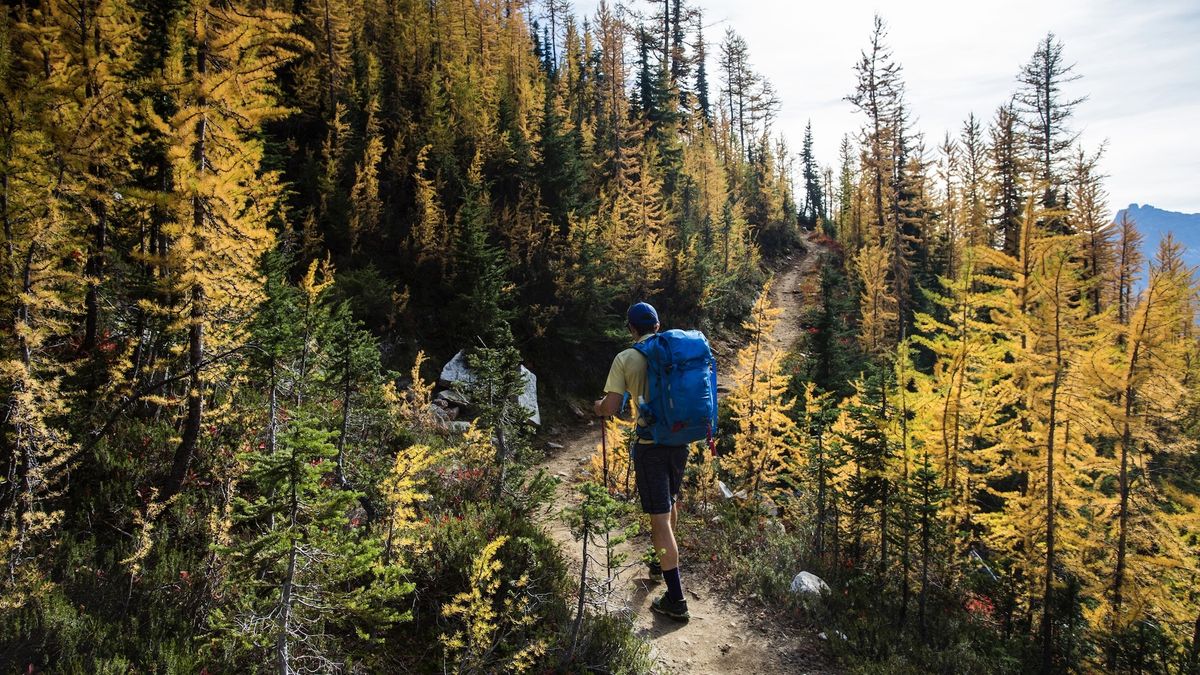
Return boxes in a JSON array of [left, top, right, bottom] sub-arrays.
[[959, 113, 990, 247], [847, 14, 902, 245], [800, 121, 823, 226], [157, 0, 297, 498], [989, 104, 1025, 257], [856, 241, 899, 355], [606, 143, 670, 299], [454, 156, 511, 342], [935, 133, 962, 278], [832, 362, 895, 569], [0, 5, 112, 606], [440, 535, 547, 673], [323, 302, 388, 495], [912, 247, 1006, 519], [348, 101, 384, 254], [723, 283, 800, 498], [381, 439, 438, 563], [1068, 145, 1111, 315], [296, 0, 352, 118], [1085, 252, 1193, 663], [212, 418, 409, 672], [691, 10, 711, 125], [836, 134, 860, 246], [464, 325, 531, 501], [1015, 33, 1085, 213], [411, 145, 449, 270], [1109, 211, 1143, 327], [975, 201, 1100, 668]]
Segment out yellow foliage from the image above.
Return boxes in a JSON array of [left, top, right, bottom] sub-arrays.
[[441, 535, 546, 673], [382, 443, 439, 558], [412, 145, 447, 268], [120, 488, 177, 576], [399, 350, 439, 432], [349, 100, 384, 254], [299, 256, 335, 304], [855, 241, 898, 354], [722, 283, 801, 499], [589, 416, 636, 499], [457, 422, 498, 468]]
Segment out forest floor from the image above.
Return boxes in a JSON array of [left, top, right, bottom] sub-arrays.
[[538, 231, 838, 674]]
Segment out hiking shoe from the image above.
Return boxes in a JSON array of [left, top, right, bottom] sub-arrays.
[[650, 592, 690, 622]]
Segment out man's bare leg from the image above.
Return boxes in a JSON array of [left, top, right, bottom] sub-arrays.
[[650, 512, 679, 571]]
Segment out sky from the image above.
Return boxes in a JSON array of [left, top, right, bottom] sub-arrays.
[[571, 0, 1200, 214]]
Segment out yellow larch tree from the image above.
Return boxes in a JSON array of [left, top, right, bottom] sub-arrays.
[[440, 535, 547, 674], [411, 144, 448, 269], [1080, 235, 1200, 658], [589, 414, 636, 499], [604, 141, 671, 300], [1081, 238, 1198, 660], [912, 247, 1009, 527], [348, 99, 384, 254], [294, 0, 352, 117], [0, 0, 135, 606], [722, 282, 800, 499], [1108, 210, 1143, 327], [382, 442, 439, 561], [973, 201, 1106, 664], [855, 240, 899, 355], [156, 0, 298, 498]]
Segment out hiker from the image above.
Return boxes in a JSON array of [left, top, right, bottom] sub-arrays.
[[593, 301, 717, 623]]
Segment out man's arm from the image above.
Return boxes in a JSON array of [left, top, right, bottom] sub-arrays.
[[593, 392, 623, 417]]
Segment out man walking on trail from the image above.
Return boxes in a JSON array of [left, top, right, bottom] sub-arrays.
[[593, 302, 690, 622]]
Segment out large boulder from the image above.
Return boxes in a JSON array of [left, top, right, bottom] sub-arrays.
[[789, 571, 831, 597], [439, 350, 540, 425]]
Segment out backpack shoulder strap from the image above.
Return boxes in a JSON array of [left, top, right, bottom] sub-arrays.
[[631, 334, 659, 360]]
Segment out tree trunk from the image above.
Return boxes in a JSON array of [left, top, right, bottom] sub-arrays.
[[493, 424, 508, 500], [815, 431, 826, 559], [569, 515, 589, 658], [165, 34, 208, 500], [1041, 291, 1064, 672], [167, 284, 204, 497], [278, 443, 299, 675]]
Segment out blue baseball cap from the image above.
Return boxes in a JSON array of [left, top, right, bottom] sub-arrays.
[[627, 302, 659, 332]]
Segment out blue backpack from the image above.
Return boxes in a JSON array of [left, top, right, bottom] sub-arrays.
[[632, 329, 719, 447]]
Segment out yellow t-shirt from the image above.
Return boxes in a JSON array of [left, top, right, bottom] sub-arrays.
[[604, 335, 654, 443]]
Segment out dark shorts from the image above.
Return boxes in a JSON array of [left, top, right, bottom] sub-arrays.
[[633, 443, 689, 515]]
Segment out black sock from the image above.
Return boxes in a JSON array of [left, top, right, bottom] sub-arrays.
[[663, 566, 684, 602]]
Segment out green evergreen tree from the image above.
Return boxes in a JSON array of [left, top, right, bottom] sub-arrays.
[[801, 120, 824, 226], [454, 158, 512, 344], [211, 418, 410, 672]]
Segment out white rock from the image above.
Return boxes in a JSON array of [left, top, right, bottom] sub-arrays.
[[439, 350, 540, 425], [789, 571, 831, 596]]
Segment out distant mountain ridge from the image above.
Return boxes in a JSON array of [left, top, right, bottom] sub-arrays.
[[1113, 203, 1200, 273]]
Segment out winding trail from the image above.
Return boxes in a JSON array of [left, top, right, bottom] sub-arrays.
[[540, 232, 835, 674]]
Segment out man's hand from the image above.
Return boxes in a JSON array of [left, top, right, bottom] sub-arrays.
[[594, 392, 623, 417]]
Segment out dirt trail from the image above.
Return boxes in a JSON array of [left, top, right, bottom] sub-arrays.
[[540, 232, 835, 674]]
